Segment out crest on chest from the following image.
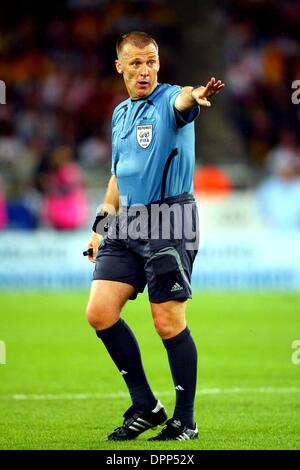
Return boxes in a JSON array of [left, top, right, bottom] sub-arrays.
[[136, 124, 153, 149]]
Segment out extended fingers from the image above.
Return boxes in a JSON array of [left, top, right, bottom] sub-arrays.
[[192, 77, 225, 105], [198, 98, 211, 107], [206, 77, 225, 96]]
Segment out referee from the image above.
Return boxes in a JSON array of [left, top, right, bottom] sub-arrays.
[[85, 32, 224, 441]]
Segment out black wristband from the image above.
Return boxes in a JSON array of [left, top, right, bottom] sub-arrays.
[[92, 211, 112, 236]]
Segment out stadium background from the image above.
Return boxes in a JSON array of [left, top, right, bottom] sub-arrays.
[[0, 0, 299, 450]]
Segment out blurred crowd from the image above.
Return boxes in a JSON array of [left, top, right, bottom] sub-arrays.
[[0, 0, 179, 229], [219, 0, 300, 229], [1, 0, 300, 231], [222, 0, 300, 165]]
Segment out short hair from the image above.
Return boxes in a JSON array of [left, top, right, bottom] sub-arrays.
[[116, 31, 159, 58]]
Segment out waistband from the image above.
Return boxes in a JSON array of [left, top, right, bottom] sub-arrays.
[[120, 193, 195, 215]]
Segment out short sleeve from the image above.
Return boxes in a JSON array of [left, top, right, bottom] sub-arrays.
[[166, 85, 200, 128], [174, 107, 200, 128]]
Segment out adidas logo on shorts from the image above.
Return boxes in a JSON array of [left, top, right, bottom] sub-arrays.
[[171, 282, 183, 292]]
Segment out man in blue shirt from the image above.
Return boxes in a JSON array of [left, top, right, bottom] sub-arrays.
[[111, 82, 199, 206], [84, 31, 224, 441]]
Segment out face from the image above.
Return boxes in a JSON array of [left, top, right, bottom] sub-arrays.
[[115, 43, 160, 99]]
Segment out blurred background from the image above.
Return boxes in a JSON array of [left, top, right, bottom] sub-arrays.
[[1, 0, 300, 451], [0, 0, 300, 289]]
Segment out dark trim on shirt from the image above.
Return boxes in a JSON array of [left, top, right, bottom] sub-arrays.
[[161, 148, 178, 200]]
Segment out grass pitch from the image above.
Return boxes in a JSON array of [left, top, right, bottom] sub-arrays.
[[0, 292, 299, 450]]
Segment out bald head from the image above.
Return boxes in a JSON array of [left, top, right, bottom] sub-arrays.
[[116, 31, 158, 59]]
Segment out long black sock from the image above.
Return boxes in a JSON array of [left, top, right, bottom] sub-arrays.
[[163, 327, 197, 429], [96, 319, 157, 411]]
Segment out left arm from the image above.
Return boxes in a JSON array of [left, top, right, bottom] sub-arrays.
[[174, 77, 225, 112]]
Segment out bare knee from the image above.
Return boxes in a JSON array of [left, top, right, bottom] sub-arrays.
[[86, 302, 120, 330], [152, 301, 186, 339], [152, 311, 185, 339], [86, 280, 134, 331], [153, 317, 175, 339]]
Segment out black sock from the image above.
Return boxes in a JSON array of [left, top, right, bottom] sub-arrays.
[[163, 327, 197, 429], [96, 319, 157, 411]]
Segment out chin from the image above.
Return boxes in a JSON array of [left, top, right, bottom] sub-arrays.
[[137, 89, 150, 98]]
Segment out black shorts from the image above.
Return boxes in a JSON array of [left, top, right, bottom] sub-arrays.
[[93, 194, 199, 303]]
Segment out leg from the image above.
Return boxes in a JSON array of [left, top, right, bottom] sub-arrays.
[[151, 299, 187, 340], [86, 280, 157, 411], [151, 300, 198, 430], [86, 279, 134, 330]]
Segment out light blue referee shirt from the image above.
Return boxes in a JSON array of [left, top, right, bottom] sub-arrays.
[[111, 83, 200, 206]]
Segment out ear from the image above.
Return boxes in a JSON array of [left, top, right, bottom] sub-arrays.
[[115, 59, 123, 75]]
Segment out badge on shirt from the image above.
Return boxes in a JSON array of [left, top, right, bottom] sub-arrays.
[[136, 124, 153, 149]]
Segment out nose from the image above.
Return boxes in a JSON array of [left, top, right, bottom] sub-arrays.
[[139, 65, 149, 78]]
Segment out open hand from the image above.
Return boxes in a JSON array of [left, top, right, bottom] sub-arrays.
[[191, 77, 225, 107]]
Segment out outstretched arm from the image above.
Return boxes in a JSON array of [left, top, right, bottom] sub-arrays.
[[174, 77, 225, 113]]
